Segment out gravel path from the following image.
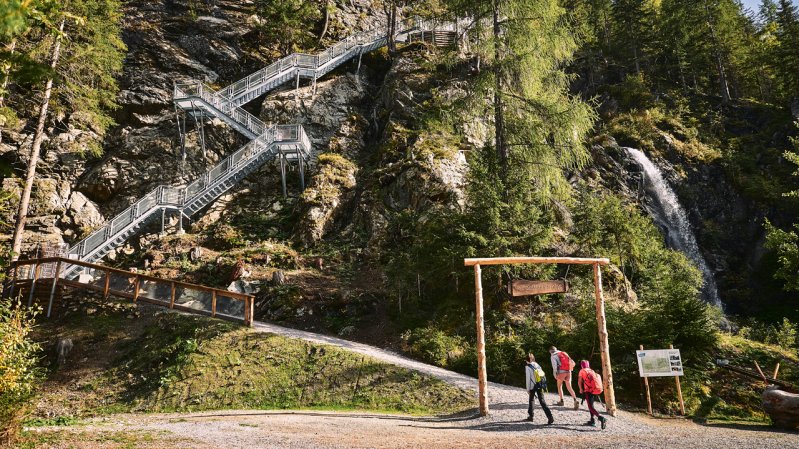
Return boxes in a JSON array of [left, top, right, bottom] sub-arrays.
[[30, 319, 799, 448], [60, 409, 799, 449], [253, 320, 647, 434]]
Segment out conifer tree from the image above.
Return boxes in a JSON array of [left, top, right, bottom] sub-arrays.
[[8, 0, 125, 259], [775, 0, 799, 101]]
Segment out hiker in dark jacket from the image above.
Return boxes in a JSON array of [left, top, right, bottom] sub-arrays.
[[525, 353, 554, 425], [578, 360, 607, 429]]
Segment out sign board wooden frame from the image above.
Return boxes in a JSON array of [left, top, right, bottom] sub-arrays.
[[464, 256, 616, 417]]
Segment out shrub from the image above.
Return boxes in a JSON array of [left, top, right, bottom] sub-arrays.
[[0, 300, 40, 445], [401, 327, 467, 368]]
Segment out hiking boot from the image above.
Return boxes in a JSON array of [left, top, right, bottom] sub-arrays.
[[573, 399, 579, 410], [584, 420, 596, 427], [526, 415, 534, 422], [555, 399, 564, 406], [600, 417, 607, 430]]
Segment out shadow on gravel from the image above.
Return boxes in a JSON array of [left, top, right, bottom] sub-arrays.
[[701, 422, 799, 434], [171, 410, 481, 424], [405, 420, 598, 433]]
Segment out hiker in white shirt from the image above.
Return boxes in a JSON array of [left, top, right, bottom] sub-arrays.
[[525, 353, 554, 425], [549, 346, 579, 410]]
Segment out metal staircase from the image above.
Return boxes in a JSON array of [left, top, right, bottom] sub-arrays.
[[59, 17, 459, 278]]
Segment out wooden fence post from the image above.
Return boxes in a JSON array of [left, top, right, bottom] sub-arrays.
[[211, 290, 217, 318], [474, 263, 489, 416], [46, 260, 62, 318], [133, 275, 140, 303], [8, 264, 18, 299], [641, 344, 653, 415], [170, 282, 176, 309], [593, 263, 617, 416], [27, 263, 41, 307], [103, 268, 111, 299]]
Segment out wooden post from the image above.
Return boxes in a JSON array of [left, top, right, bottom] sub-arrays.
[[773, 363, 781, 380], [133, 275, 140, 303], [27, 263, 41, 307], [670, 344, 685, 415], [641, 344, 653, 415], [754, 360, 769, 385], [170, 282, 176, 309], [103, 268, 111, 299], [593, 263, 616, 416], [474, 264, 489, 416], [46, 260, 62, 318], [8, 264, 18, 299], [211, 290, 217, 318]]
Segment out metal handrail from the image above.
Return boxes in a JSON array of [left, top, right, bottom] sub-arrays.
[[66, 124, 306, 263], [215, 20, 426, 103]]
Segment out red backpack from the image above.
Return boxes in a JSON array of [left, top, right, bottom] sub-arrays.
[[582, 368, 604, 395], [557, 351, 574, 371]]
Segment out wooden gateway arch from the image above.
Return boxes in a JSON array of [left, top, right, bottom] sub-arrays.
[[464, 256, 617, 417]]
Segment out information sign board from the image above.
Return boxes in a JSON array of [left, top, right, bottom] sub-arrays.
[[636, 348, 683, 377]]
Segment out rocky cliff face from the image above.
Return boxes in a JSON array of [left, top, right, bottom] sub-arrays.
[[0, 0, 388, 255]]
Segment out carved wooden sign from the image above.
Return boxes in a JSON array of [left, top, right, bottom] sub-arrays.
[[509, 279, 569, 296]]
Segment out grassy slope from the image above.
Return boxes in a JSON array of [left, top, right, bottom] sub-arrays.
[[29, 294, 474, 423]]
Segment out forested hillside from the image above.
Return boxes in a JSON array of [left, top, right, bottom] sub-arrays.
[[3, 0, 799, 441]]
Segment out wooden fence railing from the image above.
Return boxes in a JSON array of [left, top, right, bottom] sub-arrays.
[[5, 257, 255, 327]]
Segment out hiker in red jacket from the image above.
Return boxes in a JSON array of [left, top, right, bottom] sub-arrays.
[[578, 360, 607, 429]]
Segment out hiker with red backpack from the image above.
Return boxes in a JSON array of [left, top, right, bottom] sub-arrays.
[[525, 353, 554, 425], [548, 346, 579, 410], [578, 360, 607, 429]]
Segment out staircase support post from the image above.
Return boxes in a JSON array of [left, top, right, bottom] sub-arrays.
[[280, 153, 287, 197], [298, 153, 305, 191], [295, 71, 300, 102], [356, 51, 363, 75]]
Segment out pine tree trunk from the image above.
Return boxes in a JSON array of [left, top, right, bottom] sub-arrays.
[[704, 2, 731, 103], [10, 20, 65, 260], [318, 0, 331, 44], [493, 0, 507, 182]]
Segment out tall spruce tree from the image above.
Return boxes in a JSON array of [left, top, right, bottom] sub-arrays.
[[8, 0, 125, 258], [776, 0, 799, 101]]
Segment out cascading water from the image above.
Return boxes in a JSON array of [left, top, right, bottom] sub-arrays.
[[625, 147, 722, 307]]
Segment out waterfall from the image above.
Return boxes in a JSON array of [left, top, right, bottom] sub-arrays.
[[625, 148, 722, 307]]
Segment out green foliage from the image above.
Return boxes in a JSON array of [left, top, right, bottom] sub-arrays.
[[0, 300, 41, 444], [254, 0, 322, 54], [55, 0, 126, 143], [401, 326, 467, 367], [765, 219, 799, 291]]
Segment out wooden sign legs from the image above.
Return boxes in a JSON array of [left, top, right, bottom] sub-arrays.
[[671, 344, 686, 415], [474, 263, 489, 416], [641, 344, 653, 415]]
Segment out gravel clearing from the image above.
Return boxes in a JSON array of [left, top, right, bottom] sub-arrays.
[[31, 319, 799, 448]]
